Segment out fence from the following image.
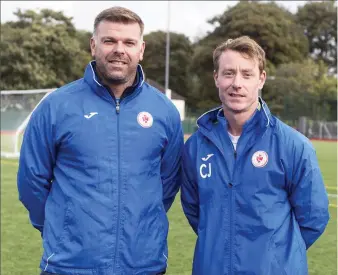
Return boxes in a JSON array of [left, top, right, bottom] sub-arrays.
[[182, 114, 337, 141], [298, 117, 337, 140], [1, 88, 337, 159]]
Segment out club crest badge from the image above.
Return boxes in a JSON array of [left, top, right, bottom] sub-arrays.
[[137, 112, 153, 128], [252, 151, 268, 168]]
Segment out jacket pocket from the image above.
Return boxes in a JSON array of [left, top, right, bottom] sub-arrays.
[[294, 223, 306, 254], [272, 254, 287, 275], [132, 204, 168, 267], [43, 196, 71, 258], [268, 236, 287, 275], [55, 196, 115, 268], [158, 203, 169, 263], [269, 231, 305, 275], [159, 203, 169, 233]]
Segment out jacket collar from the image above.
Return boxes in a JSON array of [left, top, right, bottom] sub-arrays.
[[197, 97, 274, 133], [83, 60, 145, 101]]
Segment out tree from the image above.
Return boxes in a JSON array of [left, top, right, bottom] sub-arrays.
[[189, 1, 309, 111], [0, 9, 91, 90], [296, 1, 337, 73], [263, 59, 337, 121], [207, 2, 309, 66], [76, 29, 92, 55], [188, 39, 223, 111], [141, 31, 194, 100]]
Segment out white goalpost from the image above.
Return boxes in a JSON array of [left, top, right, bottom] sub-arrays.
[[1, 88, 56, 158]]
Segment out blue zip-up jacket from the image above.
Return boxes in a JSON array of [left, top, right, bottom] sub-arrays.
[[181, 99, 329, 275], [17, 61, 184, 275]]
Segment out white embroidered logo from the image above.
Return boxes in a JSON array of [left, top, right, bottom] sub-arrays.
[[84, 112, 98, 119], [200, 154, 213, 178], [137, 112, 153, 128], [201, 154, 214, 161], [252, 151, 268, 168]]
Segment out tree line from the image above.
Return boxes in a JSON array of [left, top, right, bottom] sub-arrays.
[[1, 1, 336, 121]]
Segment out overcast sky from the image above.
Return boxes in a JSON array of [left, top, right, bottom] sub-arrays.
[[1, 1, 309, 41]]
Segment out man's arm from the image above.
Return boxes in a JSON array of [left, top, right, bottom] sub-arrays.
[[161, 107, 184, 212], [288, 141, 330, 249], [180, 138, 199, 234], [17, 98, 56, 233]]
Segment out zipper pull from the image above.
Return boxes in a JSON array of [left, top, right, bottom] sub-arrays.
[[234, 150, 237, 159], [116, 101, 120, 114]]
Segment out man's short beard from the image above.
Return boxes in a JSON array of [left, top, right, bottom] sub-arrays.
[[105, 74, 128, 85], [96, 62, 129, 85]]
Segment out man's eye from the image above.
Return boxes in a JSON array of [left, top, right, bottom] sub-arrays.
[[224, 72, 233, 76], [126, 41, 135, 46]]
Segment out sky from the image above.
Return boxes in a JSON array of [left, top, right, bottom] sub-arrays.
[[1, 1, 310, 41]]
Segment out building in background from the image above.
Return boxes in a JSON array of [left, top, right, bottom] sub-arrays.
[[146, 78, 185, 121]]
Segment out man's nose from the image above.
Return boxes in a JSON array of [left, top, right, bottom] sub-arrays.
[[113, 41, 125, 54], [232, 74, 243, 89]]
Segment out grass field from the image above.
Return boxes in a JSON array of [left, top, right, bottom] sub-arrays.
[[1, 141, 337, 275]]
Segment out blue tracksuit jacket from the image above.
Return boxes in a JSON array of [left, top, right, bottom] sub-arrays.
[[17, 61, 184, 275], [181, 99, 329, 275]]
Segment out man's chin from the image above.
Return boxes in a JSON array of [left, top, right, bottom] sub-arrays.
[[106, 74, 128, 84], [230, 108, 245, 114], [225, 103, 247, 114]]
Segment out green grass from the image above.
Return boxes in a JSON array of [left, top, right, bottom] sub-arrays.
[[1, 141, 336, 275]]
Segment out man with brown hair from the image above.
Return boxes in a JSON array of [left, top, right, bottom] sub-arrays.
[[180, 36, 329, 274], [18, 6, 183, 275]]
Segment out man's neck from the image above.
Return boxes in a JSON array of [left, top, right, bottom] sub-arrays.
[[108, 76, 135, 99], [223, 101, 258, 136], [95, 68, 137, 99]]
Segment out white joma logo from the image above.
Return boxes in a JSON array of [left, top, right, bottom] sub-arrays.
[[201, 154, 214, 161], [84, 112, 98, 119]]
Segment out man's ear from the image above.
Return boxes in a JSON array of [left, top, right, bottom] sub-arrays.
[[139, 40, 145, 61], [214, 70, 219, 88], [90, 37, 96, 58], [258, 70, 267, 90]]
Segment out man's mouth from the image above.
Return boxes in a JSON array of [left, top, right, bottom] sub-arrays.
[[108, 60, 127, 65], [229, 93, 244, 98]]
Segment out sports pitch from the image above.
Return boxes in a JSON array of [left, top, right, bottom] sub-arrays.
[[1, 141, 337, 275]]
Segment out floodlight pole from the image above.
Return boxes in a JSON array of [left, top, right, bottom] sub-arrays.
[[164, 0, 170, 94]]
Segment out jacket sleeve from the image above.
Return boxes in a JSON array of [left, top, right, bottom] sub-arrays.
[[288, 140, 330, 249], [180, 137, 199, 234], [161, 107, 184, 212], [17, 97, 56, 233]]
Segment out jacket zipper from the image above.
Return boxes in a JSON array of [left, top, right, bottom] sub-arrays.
[[227, 132, 238, 275], [114, 99, 121, 272], [201, 129, 237, 274], [229, 183, 233, 275], [229, 150, 236, 275], [111, 87, 140, 272], [209, 136, 234, 274]]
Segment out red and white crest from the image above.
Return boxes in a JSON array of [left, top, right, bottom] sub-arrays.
[[252, 151, 268, 168], [137, 112, 153, 128]]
